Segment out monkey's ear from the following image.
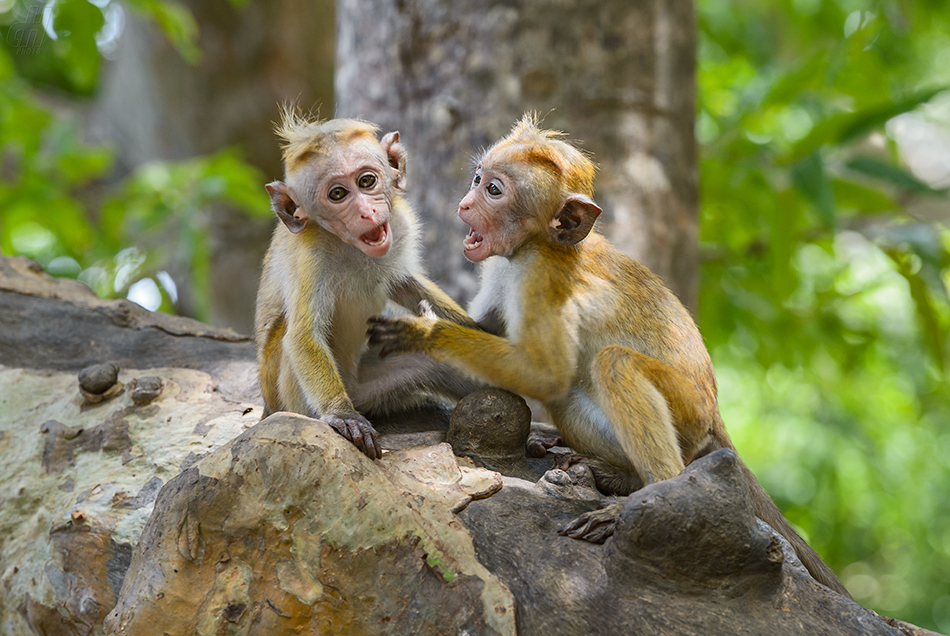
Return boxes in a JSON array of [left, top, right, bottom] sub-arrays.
[[380, 131, 408, 190], [265, 181, 308, 234], [550, 194, 602, 246]]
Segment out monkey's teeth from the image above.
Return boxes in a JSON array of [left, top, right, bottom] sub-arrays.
[[361, 223, 388, 246], [464, 228, 484, 250]]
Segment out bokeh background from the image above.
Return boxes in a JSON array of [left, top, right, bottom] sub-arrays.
[[2, 0, 949, 630]]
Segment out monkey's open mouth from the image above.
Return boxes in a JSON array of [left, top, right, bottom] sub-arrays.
[[360, 222, 389, 246], [463, 228, 484, 251]]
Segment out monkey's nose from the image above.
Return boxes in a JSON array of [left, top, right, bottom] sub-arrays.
[[458, 192, 475, 212]]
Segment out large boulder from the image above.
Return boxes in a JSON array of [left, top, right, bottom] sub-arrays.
[[1, 257, 941, 636]]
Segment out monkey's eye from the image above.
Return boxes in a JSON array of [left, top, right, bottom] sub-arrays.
[[487, 181, 503, 197], [473, 174, 482, 186], [328, 186, 349, 201], [358, 173, 377, 189]]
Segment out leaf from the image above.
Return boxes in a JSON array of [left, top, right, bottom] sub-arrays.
[[788, 86, 950, 162], [791, 152, 836, 227], [202, 150, 271, 218], [123, 0, 201, 63], [887, 249, 948, 373], [761, 51, 828, 109], [846, 156, 947, 196], [52, 0, 105, 93], [830, 178, 897, 214]]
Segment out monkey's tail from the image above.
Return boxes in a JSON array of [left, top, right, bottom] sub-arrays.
[[715, 437, 852, 599]]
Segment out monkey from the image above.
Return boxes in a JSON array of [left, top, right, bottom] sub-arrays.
[[367, 114, 851, 598], [255, 109, 481, 460]]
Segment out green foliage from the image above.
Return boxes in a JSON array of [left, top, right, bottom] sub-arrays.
[[98, 151, 272, 315], [699, 0, 950, 629], [3, 0, 949, 629], [123, 0, 200, 63], [0, 0, 269, 319]]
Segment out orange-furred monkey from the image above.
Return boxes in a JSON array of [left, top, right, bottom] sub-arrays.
[[256, 110, 479, 460], [368, 114, 850, 597]]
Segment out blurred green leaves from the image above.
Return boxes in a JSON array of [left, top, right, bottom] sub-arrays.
[[123, 0, 200, 62], [699, 0, 950, 629], [0, 0, 269, 319]]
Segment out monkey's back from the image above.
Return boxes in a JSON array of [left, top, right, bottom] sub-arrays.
[[575, 235, 711, 378]]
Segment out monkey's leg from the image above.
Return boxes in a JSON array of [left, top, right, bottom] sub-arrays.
[[551, 454, 644, 496], [592, 345, 685, 484], [560, 346, 686, 544]]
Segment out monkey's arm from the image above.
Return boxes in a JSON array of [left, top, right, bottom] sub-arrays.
[[284, 308, 381, 459], [350, 352, 488, 414], [368, 310, 575, 402], [257, 313, 286, 418], [390, 276, 481, 329]]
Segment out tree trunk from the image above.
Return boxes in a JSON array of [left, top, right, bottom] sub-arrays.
[[335, 0, 698, 310], [90, 0, 336, 333]]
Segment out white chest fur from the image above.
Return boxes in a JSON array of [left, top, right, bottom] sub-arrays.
[[468, 257, 524, 341]]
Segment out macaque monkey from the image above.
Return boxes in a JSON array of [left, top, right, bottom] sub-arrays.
[[368, 115, 850, 597], [256, 110, 478, 460]]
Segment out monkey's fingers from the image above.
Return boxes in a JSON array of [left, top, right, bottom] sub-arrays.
[[346, 418, 381, 460], [416, 299, 437, 320], [346, 419, 366, 451], [557, 504, 622, 544], [554, 453, 586, 471], [367, 317, 416, 357], [526, 433, 564, 458], [354, 419, 381, 460], [325, 414, 381, 460]]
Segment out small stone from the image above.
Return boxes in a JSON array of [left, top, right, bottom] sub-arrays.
[[130, 376, 164, 405], [79, 363, 120, 395], [448, 388, 531, 460]]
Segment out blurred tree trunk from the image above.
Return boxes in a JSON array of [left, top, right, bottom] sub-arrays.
[[336, 0, 698, 310], [89, 0, 336, 333]]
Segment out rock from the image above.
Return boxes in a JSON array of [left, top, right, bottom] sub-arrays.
[[129, 376, 164, 406], [448, 388, 531, 458], [458, 449, 906, 635], [1, 256, 940, 636], [0, 257, 261, 636], [105, 415, 515, 636], [448, 388, 544, 481], [2, 364, 260, 636], [79, 362, 121, 396]]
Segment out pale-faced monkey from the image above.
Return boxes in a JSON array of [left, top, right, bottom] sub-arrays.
[[368, 114, 851, 597], [256, 109, 479, 460]]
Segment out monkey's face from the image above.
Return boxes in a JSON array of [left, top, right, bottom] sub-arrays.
[[458, 165, 530, 263], [309, 140, 395, 258]]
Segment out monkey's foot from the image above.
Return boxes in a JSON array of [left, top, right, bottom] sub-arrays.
[[526, 432, 562, 458], [323, 413, 381, 460], [557, 502, 624, 544], [552, 453, 587, 470]]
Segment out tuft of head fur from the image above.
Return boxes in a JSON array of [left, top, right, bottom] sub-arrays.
[[484, 113, 597, 197], [274, 105, 380, 170]]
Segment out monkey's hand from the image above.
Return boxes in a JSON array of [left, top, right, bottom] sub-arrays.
[[557, 502, 623, 544], [367, 301, 438, 357], [323, 412, 381, 460]]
